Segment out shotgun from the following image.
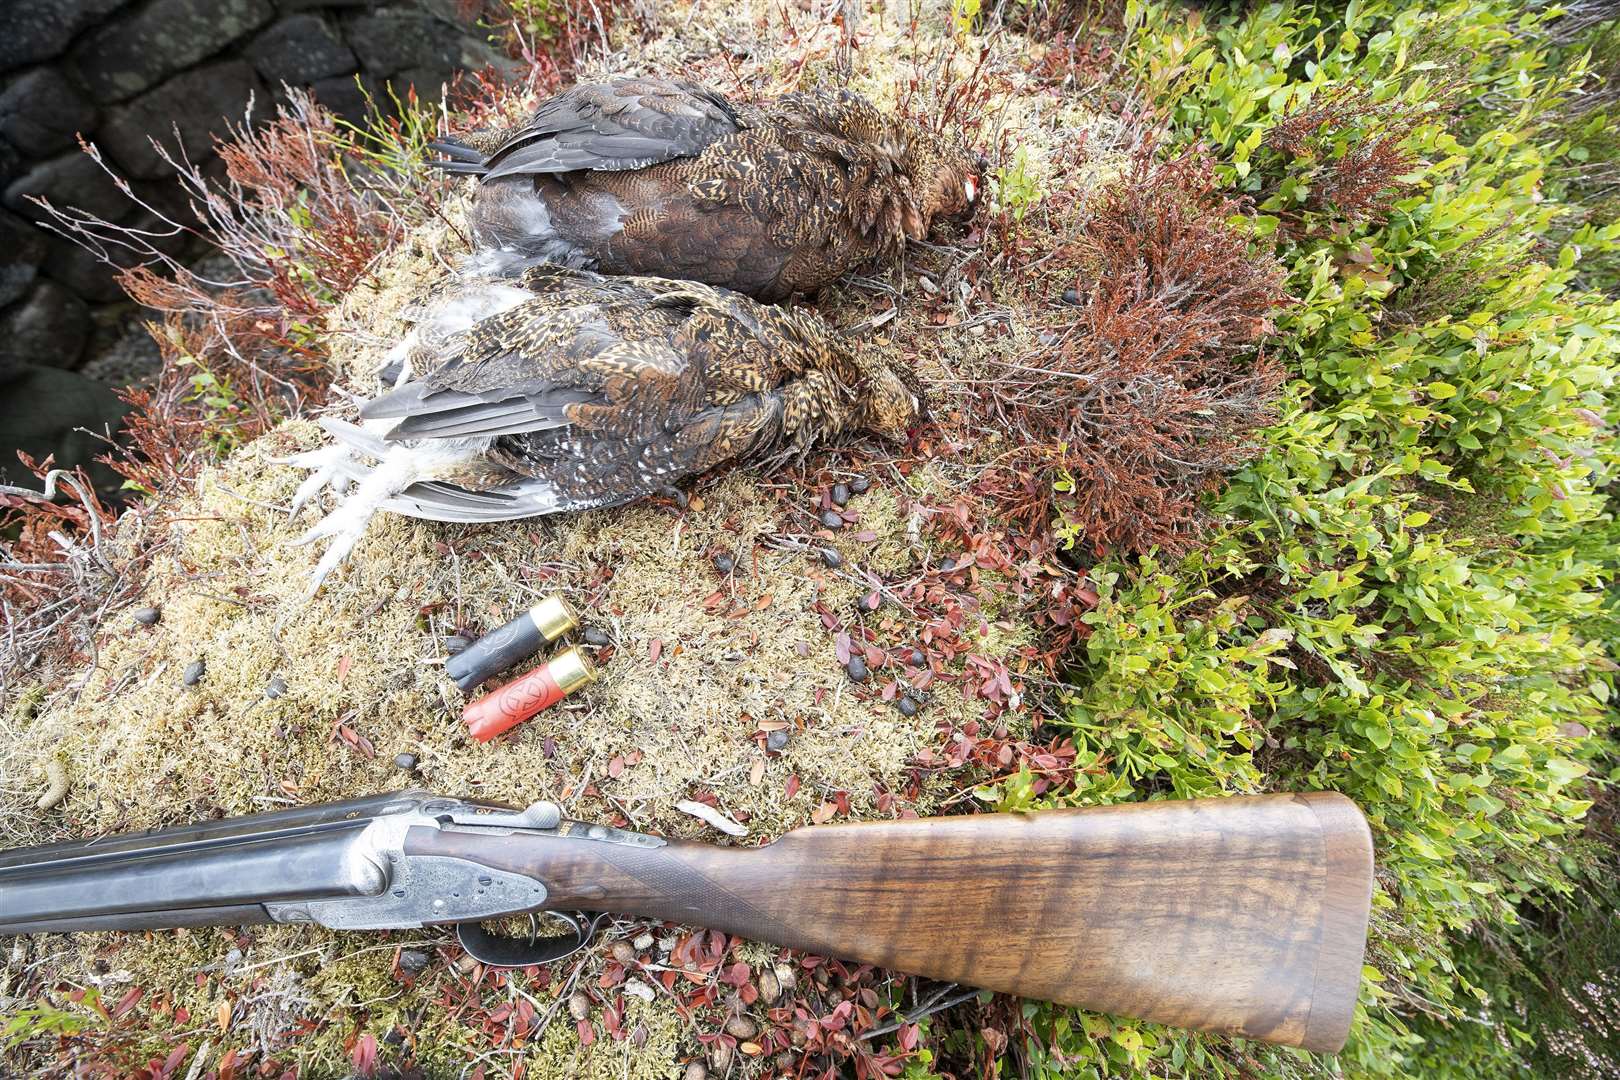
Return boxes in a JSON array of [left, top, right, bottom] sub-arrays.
[[0, 790, 1374, 1052]]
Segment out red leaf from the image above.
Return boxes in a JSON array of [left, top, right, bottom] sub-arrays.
[[158, 1044, 189, 1079], [338, 725, 376, 759], [577, 1018, 595, 1046], [111, 986, 145, 1020], [336, 655, 352, 683], [649, 638, 663, 662], [785, 774, 801, 799], [350, 1033, 378, 1078]]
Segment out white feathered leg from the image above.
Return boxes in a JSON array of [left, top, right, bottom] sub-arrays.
[[293, 449, 430, 594], [278, 418, 393, 518], [284, 418, 490, 594]]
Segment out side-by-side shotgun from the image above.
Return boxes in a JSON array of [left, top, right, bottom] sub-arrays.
[[0, 790, 1374, 1052]]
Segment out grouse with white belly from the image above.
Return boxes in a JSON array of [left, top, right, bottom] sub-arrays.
[[286, 266, 925, 588]]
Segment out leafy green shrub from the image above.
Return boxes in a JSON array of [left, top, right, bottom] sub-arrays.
[[984, 1, 1620, 1076]]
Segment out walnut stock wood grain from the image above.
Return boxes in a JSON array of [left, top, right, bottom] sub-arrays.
[[407, 792, 1373, 1052]]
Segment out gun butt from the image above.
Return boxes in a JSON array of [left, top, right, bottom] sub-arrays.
[[413, 791, 1373, 1052]]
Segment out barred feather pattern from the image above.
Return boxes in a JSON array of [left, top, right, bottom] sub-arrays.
[[286, 267, 924, 588], [437, 78, 979, 301]]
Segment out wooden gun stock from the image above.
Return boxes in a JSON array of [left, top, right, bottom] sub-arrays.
[[411, 791, 1374, 1051]]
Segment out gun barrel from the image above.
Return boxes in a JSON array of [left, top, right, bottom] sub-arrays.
[[0, 793, 411, 934]]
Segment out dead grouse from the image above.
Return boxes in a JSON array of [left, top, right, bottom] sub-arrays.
[[431, 76, 981, 301], [286, 265, 925, 588]]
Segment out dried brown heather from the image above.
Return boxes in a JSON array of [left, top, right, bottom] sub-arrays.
[[1265, 83, 1451, 229], [975, 142, 1289, 556]]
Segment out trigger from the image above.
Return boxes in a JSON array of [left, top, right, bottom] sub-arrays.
[[456, 910, 607, 968]]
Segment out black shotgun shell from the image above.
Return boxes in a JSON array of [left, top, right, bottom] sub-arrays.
[[445, 595, 579, 693]]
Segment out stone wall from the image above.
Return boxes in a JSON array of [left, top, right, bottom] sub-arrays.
[[0, 0, 506, 485]]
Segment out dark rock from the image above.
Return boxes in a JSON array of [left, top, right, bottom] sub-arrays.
[[830, 482, 850, 506], [344, 11, 467, 76], [0, 367, 127, 489], [939, 557, 956, 572], [1061, 287, 1080, 305], [857, 591, 881, 613], [712, 551, 735, 573], [0, 211, 48, 307], [897, 696, 919, 717], [765, 729, 789, 753], [132, 606, 161, 625], [819, 510, 842, 530], [71, 0, 275, 102], [818, 546, 842, 569], [845, 656, 868, 683], [394, 752, 418, 771], [0, 0, 132, 74], [308, 71, 387, 126], [389, 66, 459, 104], [909, 648, 926, 666], [265, 674, 288, 698], [183, 659, 206, 686], [583, 627, 611, 647], [100, 62, 268, 179], [42, 238, 127, 303], [4, 150, 136, 222], [246, 14, 357, 86], [398, 948, 430, 975], [0, 140, 21, 188], [0, 281, 90, 371], [848, 475, 870, 494], [0, 68, 99, 158]]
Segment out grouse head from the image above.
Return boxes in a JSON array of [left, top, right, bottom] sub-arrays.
[[855, 360, 929, 441], [898, 131, 983, 238]]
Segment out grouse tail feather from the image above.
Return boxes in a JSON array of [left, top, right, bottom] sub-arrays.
[[427, 139, 488, 175]]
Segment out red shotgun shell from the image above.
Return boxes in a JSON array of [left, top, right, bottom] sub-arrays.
[[463, 646, 598, 742]]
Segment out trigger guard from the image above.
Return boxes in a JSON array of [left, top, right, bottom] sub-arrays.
[[455, 910, 607, 968]]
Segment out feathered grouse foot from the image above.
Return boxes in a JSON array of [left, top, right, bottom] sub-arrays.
[[281, 417, 485, 595]]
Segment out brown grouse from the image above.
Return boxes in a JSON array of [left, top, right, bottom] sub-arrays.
[[287, 266, 924, 587], [431, 77, 981, 301]]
